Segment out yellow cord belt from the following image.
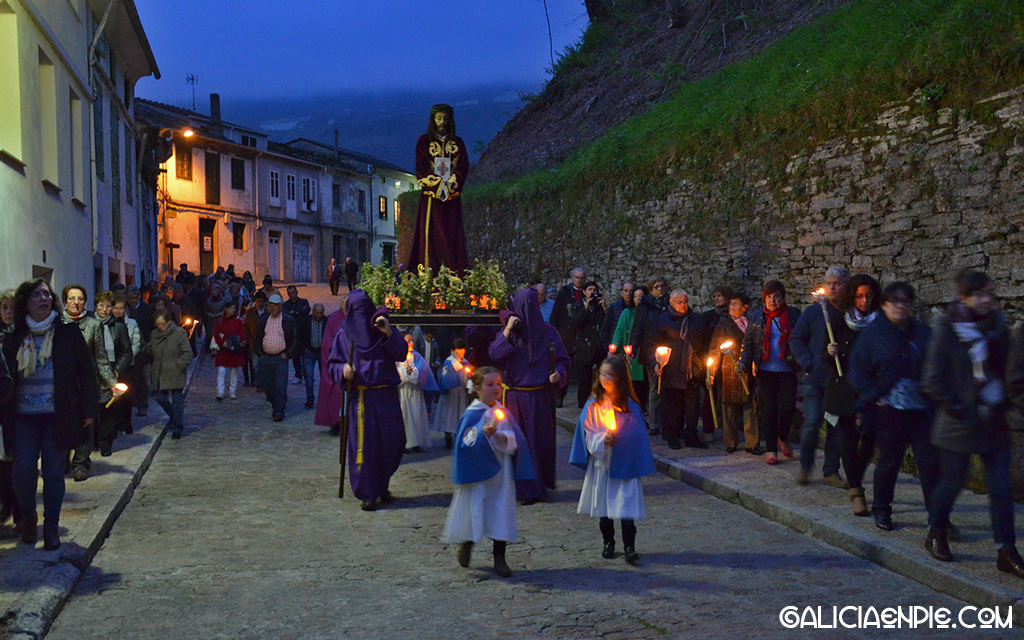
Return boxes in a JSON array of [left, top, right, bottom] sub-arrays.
[[356, 384, 389, 467], [424, 198, 432, 272], [500, 383, 545, 406]]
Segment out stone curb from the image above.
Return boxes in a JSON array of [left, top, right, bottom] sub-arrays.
[[6, 354, 205, 640], [554, 415, 1024, 620]]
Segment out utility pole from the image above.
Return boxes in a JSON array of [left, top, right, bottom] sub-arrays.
[[186, 74, 199, 110]]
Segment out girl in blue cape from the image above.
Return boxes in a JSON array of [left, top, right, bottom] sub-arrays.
[[442, 366, 535, 578], [570, 357, 656, 565], [431, 338, 471, 449]]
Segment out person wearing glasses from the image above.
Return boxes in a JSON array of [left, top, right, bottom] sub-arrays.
[[849, 282, 939, 533]]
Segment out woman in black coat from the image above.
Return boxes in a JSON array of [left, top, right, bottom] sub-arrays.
[[93, 291, 133, 456], [820, 274, 880, 516], [1, 279, 99, 551], [570, 282, 606, 409]]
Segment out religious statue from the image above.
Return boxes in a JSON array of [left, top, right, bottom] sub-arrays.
[[407, 104, 470, 274]]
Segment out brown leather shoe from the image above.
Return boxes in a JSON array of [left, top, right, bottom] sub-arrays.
[[42, 528, 61, 551], [849, 487, 869, 517]]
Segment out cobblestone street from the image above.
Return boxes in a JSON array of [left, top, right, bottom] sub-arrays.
[[39, 356, 974, 640]]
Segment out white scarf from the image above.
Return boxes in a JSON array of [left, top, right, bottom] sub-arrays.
[[951, 320, 1005, 406], [16, 310, 58, 377]]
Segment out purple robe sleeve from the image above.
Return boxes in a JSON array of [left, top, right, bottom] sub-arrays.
[[382, 330, 409, 362], [327, 328, 350, 385], [488, 330, 515, 364]]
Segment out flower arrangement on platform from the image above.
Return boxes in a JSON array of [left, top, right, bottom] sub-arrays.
[[359, 260, 510, 313]]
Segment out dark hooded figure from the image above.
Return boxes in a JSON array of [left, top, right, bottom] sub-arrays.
[[488, 288, 571, 504], [407, 104, 470, 274], [327, 290, 409, 511]]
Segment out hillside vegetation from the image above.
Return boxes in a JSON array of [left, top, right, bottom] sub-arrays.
[[466, 0, 1024, 221]]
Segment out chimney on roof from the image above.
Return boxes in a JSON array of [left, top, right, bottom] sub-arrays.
[[334, 129, 339, 160], [209, 93, 223, 137]]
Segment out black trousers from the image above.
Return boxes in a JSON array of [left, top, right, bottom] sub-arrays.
[[347, 274, 357, 292], [329, 278, 339, 296], [872, 407, 939, 518], [661, 385, 701, 445], [572, 357, 596, 408], [756, 371, 797, 453], [837, 414, 875, 489]]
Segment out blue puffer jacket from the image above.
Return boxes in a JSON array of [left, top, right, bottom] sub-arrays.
[[848, 314, 931, 413]]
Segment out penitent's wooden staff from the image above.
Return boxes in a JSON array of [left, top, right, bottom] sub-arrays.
[[339, 341, 355, 499]]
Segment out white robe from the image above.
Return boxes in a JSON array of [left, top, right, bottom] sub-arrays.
[[431, 356, 469, 434], [577, 427, 646, 520], [398, 360, 432, 449], [442, 404, 519, 543]]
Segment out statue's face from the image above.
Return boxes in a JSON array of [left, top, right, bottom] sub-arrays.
[[433, 112, 448, 135]]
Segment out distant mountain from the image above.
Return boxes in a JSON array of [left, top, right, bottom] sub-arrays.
[[207, 85, 537, 173]]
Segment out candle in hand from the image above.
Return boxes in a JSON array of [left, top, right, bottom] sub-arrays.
[[494, 408, 505, 421], [624, 345, 632, 356], [719, 340, 733, 352], [608, 343, 617, 354]]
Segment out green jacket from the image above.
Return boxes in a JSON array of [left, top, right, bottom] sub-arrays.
[[612, 307, 644, 381], [148, 325, 193, 391]]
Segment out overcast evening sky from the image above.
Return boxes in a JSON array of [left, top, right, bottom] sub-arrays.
[[135, 0, 590, 104]]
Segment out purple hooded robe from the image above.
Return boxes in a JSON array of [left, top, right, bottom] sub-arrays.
[[327, 290, 409, 502], [314, 306, 345, 428], [488, 288, 571, 501]]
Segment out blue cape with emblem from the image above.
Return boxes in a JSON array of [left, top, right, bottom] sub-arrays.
[[452, 400, 536, 485], [569, 398, 656, 479]]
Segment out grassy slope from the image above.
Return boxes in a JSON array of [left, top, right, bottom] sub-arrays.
[[467, 0, 1024, 210]]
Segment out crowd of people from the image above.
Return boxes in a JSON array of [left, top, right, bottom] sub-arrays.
[[3, 258, 1023, 584], [538, 265, 1024, 581]]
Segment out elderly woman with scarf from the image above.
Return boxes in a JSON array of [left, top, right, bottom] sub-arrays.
[[921, 271, 1024, 578], [739, 281, 801, 465], [488, 288, 571, 505], [93, 291, 132, 457], [1, 279, 99, 550], [327, 290, 409, 511], [814, 275, 880, 516]]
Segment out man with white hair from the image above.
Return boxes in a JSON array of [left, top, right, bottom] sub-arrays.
[[791, 265, 850, 487]]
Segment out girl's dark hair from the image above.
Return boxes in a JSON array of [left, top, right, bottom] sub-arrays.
[[954, 269, 992, 298], [628, 285, 648, 309], [472, 365, 500, 388], [451, 337, 467, 350], [590, 356, 638, 411], [762, 280, 786, 302], [14, 279, 62, 330], [844, 274, 882, 313], [712, 285, 735, 300]]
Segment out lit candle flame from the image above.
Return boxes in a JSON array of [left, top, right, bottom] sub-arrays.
[[494, 408, 505, 421], [624, 345, 632, 355], [115, 383, 128, 392], [608, 344, 617, 353], [719, 340, 734, 351], [707, 357, 714, 367], [814, 288, 826, 297], [599, 403, 616, 432]]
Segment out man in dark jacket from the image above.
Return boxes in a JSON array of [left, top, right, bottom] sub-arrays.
[[849, 282, 938, 533], [570, 282, 606, 408], [550, 267, 586, 407], [630, 276, 669, 434], [127, 285, 154, 417], [599, 281, 634, 348], [327, 259, 341, 296], [344, 257, 360, 293], [296, 303, 327, 408], [283, 285, 311, 383], [920, 271, 1024, 577], [791, 266, 849, 488], [255, 293, 297, 421], [647, 290, 707, 449]]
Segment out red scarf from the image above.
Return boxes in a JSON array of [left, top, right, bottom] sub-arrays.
[[761, 304, 791, 362]]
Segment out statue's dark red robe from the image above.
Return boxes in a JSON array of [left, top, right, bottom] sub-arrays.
[[407, 133, 470, 273]]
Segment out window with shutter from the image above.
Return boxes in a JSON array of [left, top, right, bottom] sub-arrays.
[[231, 157, 245, 190]]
